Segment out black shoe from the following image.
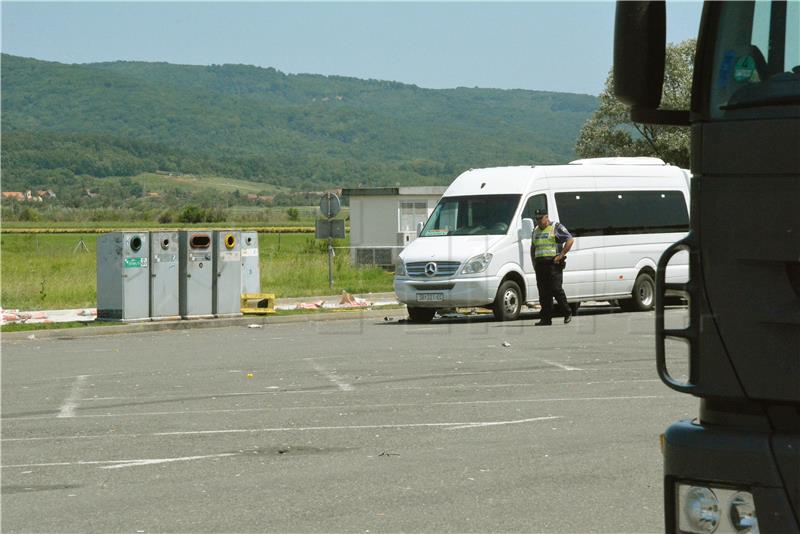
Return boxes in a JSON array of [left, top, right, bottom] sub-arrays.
[[564, 314, 572, 324], [535, 320, 552, 326]]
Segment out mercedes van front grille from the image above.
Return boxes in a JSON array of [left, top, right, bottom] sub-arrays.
[[406, 261, 462, 278]]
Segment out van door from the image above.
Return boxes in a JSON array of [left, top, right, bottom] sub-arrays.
[[519, 193, 548, 302], [552, 191, 606, 300]]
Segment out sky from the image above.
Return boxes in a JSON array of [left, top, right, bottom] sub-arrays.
[[1, 1, 703, 95]]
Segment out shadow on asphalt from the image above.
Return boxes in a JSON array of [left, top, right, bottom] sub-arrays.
[[378, 305, 633, 326]]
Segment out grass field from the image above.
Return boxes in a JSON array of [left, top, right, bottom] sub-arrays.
[[0, 233, 394, 311], [133, 172, 288, 195]]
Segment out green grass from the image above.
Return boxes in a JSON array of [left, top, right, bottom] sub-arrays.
[[1, 233, 394, 311], [133, 172, 288, 195]]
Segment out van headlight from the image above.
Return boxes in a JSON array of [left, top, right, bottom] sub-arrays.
[[461, 253, 493, 274], [677, 483, 758, 534], [395, 260, 407, 276]]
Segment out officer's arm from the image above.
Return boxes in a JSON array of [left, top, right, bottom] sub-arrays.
[[561, 237, 574, 255]]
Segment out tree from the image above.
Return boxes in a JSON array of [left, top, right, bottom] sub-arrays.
[[575, 39, 695, 168]]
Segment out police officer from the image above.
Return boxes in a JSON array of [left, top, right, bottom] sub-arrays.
[[531, 208, 574, 325]]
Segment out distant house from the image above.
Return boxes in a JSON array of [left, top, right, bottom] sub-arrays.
[[1, 191, 44, 201], [342, 186, 447, 266], [37, 190, 56, 199]]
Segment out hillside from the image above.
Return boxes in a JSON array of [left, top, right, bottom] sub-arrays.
[[1, 54, 597, 194]]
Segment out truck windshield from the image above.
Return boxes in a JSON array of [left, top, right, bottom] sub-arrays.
[[710, 0, 800, 116], [420, 195, 521, 237]]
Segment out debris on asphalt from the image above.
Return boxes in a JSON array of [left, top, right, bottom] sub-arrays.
[[339, 291, 370, 308], [26, 334, 36, 340], [378, 451, 399, 457], [295, 300, 325, 310], [502, 341, 511, 347], [247, 324, 263, 328]]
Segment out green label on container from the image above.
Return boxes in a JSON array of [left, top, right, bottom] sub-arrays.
[[123, 257, 148, 268]]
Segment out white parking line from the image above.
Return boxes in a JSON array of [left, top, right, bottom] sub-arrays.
[[539, 359, 584, 371], [2, 394, 669, 423], [57, 375, 88, 418], [2, 453, 238, 470], [311, 361, 353, 392], [1, 415, 562, 443]]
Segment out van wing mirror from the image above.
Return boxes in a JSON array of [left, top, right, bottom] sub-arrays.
[[614, 1, 689, 125], [416, 221, 424, 237], [519, 218, 534, 241]]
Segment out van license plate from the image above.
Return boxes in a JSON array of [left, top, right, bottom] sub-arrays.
[[416, 293, 444, 302]]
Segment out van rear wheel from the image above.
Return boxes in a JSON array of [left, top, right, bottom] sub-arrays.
[[620, 272, 655, 312], [407, 307, 436, 323], [492, 280, 522, 321]]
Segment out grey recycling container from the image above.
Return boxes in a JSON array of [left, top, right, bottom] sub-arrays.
[[179, 231, 213, 319], [212, 230, 242, 318], [96, 232, 150, 321], [240, 231, 261, 294], [149, 231, 180, 321]]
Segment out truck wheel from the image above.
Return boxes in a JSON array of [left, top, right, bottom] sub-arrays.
[[620, 272, 656, 312], [492, 280, 522, 321], [407, 307, 436, 323]]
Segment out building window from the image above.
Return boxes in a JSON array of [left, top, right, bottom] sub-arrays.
[[399, 201, 429, 232]]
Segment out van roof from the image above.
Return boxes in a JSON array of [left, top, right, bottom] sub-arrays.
[[444, 159, 687, 197], [569, 157, 666, 165]]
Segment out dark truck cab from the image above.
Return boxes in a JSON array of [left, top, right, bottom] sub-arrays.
[[614, 2, 799, 533]]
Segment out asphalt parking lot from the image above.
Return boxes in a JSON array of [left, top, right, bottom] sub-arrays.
[[1, 307, 695, 533]]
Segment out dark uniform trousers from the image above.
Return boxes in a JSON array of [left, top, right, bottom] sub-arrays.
[[534, 258, 570, 321]]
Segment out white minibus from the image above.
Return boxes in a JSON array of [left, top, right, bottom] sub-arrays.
[[394, 157, 691, 322]]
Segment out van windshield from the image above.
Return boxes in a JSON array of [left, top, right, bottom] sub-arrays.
[[420, 195, 521, 237]]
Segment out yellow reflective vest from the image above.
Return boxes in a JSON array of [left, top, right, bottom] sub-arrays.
[[533, 223, 558, 259]]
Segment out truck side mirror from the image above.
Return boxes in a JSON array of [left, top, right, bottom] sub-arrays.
[[519, 218, 534, 241], [614, 1, 689, 125], [416, 221, 424, 237]]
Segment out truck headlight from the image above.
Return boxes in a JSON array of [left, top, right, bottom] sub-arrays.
[[395, 261, 407, 276], [728, 492, 758, 533], [461, 253, 492, 274], [677, 483, 758, 534], [680, 486, 720, 533]]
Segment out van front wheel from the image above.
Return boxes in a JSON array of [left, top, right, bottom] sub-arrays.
[[493, 280, 522, 321], [620, 272, 655, 312], [407, 307, 436, 323]]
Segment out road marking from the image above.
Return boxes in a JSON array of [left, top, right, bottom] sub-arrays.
[[2, 394, 669, 423], [539, 359, 583, 371], [1, 416, 563, 443], [152, 417, 560, 437], [311, 361, 353, 392], [57, 375, 88, 418], [2, 453, 237, 470], [447, 416, 560, 430]]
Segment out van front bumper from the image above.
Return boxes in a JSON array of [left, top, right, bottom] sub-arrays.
[[394, 276, 499, 308]]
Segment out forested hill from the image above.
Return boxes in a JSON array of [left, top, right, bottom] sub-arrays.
[[1, 54, 597, 192]]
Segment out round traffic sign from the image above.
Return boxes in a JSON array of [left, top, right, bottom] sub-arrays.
[[319, 192, 341, 219]]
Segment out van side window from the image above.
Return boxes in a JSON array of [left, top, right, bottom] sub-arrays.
[[555, 191, 688, 236], [522, 194, 547, 219]]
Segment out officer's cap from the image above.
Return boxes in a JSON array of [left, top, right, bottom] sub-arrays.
[[533, 208, 548, 218]]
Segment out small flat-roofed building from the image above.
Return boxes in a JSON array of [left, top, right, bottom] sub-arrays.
[[342, 186, 446, 266]]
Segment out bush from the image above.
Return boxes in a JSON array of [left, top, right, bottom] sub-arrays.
[[287, 207, 300, 221], [18, 206, 41, 222], [179, 205, 205, 224], [178, 205, 227, 223], [157, 210, 174, 224]]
